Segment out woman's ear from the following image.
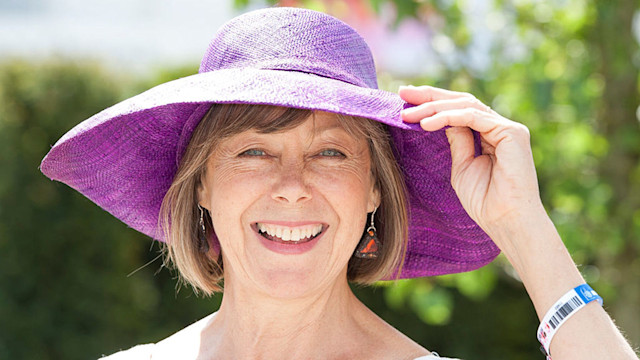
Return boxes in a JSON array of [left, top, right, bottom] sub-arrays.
[[197, 178, 211, 210], [368, 185, 381, 213]]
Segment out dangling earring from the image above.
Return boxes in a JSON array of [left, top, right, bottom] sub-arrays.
[[355, 207, 380, 259], [198, 204, 210, 253]]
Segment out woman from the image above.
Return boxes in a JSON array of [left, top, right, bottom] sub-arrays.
[[41, 7, 636, 360]]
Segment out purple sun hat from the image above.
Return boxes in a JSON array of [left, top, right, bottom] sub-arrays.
[[40, 7, 498, 278]]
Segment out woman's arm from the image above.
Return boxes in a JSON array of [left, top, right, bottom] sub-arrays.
[[399, 85, 638, 359]]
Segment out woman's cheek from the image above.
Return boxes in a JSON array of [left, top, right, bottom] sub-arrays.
[[307, 161, 372, 197], [206, 163, 270, 220]]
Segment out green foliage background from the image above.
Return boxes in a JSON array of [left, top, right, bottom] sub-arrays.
[[1, 0, 638, 359]]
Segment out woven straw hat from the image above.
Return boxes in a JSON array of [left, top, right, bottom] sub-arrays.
[[40, 7, 498, 278]]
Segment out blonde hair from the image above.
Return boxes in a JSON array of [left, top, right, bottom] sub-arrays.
[[160, 104, 408, 295]]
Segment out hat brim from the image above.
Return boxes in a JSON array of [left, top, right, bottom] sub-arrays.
[[40, 68, 498, 278]]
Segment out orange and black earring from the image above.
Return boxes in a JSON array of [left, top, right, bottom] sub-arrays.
[[198, 204, 210, 253], [355, 207, 380, 259]]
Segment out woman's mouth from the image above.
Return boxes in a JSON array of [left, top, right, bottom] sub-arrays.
[[255, 222, 325, 244]]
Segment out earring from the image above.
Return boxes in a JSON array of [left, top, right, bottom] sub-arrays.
[[354, 207, 380, 259], [198, 204, 210, 253]]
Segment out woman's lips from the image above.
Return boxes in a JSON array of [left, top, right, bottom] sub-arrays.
[[252, 222, 327, 254]]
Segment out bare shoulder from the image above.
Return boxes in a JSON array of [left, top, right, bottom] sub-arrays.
[[374, 323, 432, 360]]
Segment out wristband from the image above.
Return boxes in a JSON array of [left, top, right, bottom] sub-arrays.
[[537, 284, 603, 359]]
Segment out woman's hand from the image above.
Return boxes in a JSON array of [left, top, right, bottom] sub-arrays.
[[399, 85, 639, 360], [399, 85, 545, 241]]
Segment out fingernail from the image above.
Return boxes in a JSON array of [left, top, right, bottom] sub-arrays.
[[445, 128, 453, 144]]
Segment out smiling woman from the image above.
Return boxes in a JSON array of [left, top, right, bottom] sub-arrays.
[[161, 104, 408, 294], [40, 6, 637, 360]]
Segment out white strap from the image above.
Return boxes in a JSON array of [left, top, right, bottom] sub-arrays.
[[536, 284, 603, 359]]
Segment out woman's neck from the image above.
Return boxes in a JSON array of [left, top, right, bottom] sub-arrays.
[[200, 275, 373, 359]]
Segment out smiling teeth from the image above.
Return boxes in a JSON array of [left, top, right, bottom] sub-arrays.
[[257, 223, 323, 241]]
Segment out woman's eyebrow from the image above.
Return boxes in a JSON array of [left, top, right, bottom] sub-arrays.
[[311, 123, 347, 134]]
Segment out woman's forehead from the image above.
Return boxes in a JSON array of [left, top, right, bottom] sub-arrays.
[[248, 109, 358, 136], [306, 111, 346, 133], [232, 113, 357, 142]]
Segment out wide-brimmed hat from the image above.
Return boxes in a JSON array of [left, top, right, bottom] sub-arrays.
[[40, 7, 498, 278]]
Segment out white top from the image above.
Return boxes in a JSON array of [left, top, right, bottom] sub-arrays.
[[100, 313, 459, 360], [101, 346, 456, 360]]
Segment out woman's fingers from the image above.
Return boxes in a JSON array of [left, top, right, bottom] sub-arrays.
[[398, 83, 531, 150], [401, 97, 493, 124], [418, 107, 500, 132], [398, 85, 528, 147], [398, 85, 501, 137], [424, 108, 531, 151], [398, 85, 475, 105]]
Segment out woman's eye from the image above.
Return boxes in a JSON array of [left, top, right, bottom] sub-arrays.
[[240, 149, 266, 156], [318, 149, 345, 157]]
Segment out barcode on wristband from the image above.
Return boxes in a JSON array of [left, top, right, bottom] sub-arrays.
[[549, 296, 584, 329]]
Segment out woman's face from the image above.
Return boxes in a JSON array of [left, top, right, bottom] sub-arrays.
[[198, 111, 379, 298]]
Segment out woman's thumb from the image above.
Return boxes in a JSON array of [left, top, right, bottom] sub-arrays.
[[445, 127, 475, 184]]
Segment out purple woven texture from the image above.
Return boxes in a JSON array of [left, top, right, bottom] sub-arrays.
[[199, 8, 377, 88], [40, 7, 498, 278]]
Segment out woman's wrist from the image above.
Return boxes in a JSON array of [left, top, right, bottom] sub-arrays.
[[484, 207, 586, 318], [484, 206, 637, 359]]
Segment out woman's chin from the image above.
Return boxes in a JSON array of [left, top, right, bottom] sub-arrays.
[[260, 270, 320, 297], [225, 227, 351, 298], [248, 266, 338, 299]]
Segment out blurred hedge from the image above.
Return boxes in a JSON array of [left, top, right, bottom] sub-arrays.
[[0, 60, 221, 359]]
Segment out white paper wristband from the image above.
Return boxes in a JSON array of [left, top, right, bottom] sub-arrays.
[[536, 284, 603, 359]]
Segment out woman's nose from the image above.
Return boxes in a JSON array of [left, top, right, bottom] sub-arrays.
[[271, 162, 312, 204]]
